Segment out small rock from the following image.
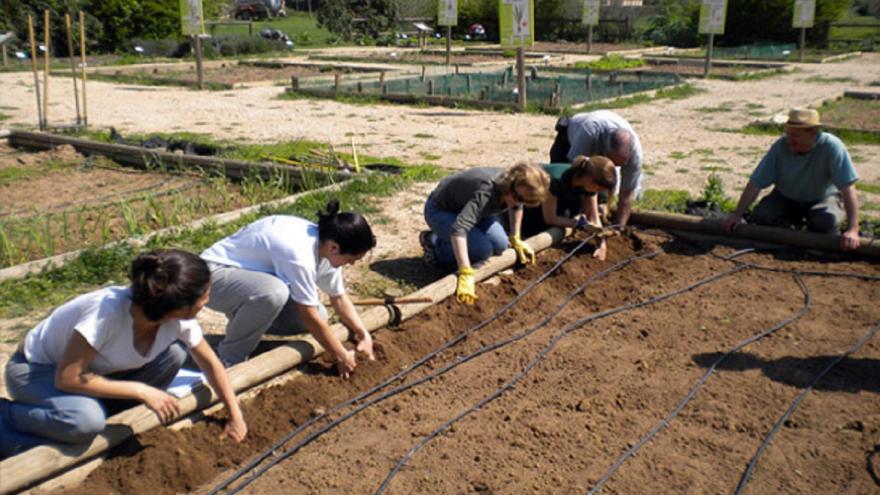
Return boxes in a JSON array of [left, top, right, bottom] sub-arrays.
[[576, 399, 590, 412], [472, 481, 489, 492], [310, 407, 325, 417]]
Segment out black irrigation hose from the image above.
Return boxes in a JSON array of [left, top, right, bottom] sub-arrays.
[[374, 264, 748, 494], [708, 243, 880, 282], [225, 249, 659, 495], [585, 274, 812, 495], [734, 319, 880, 495], [867, 444, 880, 487], [209, 233, 602, 495]]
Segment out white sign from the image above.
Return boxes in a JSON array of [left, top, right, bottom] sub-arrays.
[[793, 0, 816, 28], [699, 0, 728, 35], [582, 0, 599, 26], [438, 0, 457, 26], [180, 0, 204, 36]]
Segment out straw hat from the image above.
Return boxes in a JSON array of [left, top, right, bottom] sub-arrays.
[[785, 108, 821, 128]]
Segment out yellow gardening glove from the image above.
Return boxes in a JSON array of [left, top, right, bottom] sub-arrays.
[[509, 234, 536, 265], [456, 266, 478, 305]]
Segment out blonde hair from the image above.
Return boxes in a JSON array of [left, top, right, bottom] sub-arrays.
[[496, 162, 550, 207], [571, 155, 616, 190]]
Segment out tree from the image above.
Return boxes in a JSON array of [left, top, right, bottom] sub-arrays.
[[316, 0, 396, 41], [724, 0, 851, 46]]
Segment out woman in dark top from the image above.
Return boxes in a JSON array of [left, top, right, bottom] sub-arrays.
[[521, 155, 616, 260], [420, 162, 550, 304]]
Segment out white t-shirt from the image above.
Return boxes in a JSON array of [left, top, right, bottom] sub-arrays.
[[200, 215, 346, 307], [23, 286, 203, 375]]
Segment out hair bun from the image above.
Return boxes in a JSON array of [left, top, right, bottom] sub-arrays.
[[318, 199, 341, 220]]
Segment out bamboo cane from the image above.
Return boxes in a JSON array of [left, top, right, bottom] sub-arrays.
[[43, 9, 50, 128], [64, 13, 81, 125], [79, 11, 87, 127], [27, 14, 44, 129]]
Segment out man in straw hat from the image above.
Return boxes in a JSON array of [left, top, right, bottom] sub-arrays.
[[720, 107, 861, 250]]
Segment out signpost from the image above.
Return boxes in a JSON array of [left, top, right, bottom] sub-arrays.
[[793, 0, 816, 63], [180, 0, 205, 89], [582, 0, 600, 54], [438, 0, 457, 67], [699, 0, 728, 78], [499, 0, 534, 111]]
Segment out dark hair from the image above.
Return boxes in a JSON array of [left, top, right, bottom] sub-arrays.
[[316, 199, 376, 255], [129, 249, 211, 321]]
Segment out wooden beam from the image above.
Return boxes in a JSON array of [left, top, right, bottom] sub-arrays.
[[0, 228, 566, 493], [629, 211, 880, 258]]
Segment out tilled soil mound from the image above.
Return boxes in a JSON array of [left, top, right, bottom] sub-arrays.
[[57, 233, 880, 494]]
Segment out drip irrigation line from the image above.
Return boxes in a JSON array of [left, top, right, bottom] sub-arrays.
[[374, 264, 748, 494], [209, 233, 603, 495], [867, 444, 880, 487], [715, 252, 880, 282], [734, 319, 880, 495], [223, 248, 658, 495], [585, 274, 812, 495]]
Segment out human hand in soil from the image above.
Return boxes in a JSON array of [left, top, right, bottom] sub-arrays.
[[456, 266, 478, 305], [356, 331, 376, 361], [841, 227, 860, 250], [509, 234, 536, 265], [336, 349, 357, 379], [221, 415, 248, 443], [140, 385, 180, 423], [720, 214, 743, 233], [593, 239, 607, 260]]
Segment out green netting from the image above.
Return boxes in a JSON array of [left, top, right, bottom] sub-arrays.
[[713, 43, 797, 60], [302, 68, 682, 109]]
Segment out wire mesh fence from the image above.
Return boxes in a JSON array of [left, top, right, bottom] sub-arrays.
[[298, 67, 682, 109]]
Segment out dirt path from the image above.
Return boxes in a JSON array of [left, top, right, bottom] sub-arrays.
[[53, 235, 880, 494]]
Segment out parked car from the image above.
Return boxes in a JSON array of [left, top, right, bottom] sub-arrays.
[[233, 0, 286, 20]]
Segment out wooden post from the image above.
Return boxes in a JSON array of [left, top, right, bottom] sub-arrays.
[[516, 47, 526, 111], [466, 74, 471, 92], [78, 11, 87, 127], [799, 27, 806, 63], [28, 15, 44, 129], [381, 83, 387, 95], [455, 64, 459, 75], [379, 70, 385, 85], [703, 33, 714, 78], [587, 24, 593, 54], [445, 26, 451, 67], [65, 13, 81, 126], [334, 72, 341, 92], [2, 44, 7, 67], [43, 9, 50, 129], [193, 35, 204, 90], [427, 79, 434, 95], [357, 81, 362, 93], [290, 76, 299, 90], [420, 65, 426, 81]]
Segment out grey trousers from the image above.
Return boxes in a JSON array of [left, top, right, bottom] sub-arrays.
[[207, 263, 328, 366], [751, 189, 845, 234]]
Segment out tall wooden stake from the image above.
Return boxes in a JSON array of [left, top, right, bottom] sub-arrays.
[[43, 9, 50, 128], [445, 26, 451, 67], [799, 27, 806, 63], [516, 47, 526, 111], [65, 13, 81, 125], [587, 24, 593, 54], [2, 45, 7, 67], [79, 11, 88, 127], [28, 15, 44, 129], [193, 35, 204, 90], [703, 33, 714, 78]]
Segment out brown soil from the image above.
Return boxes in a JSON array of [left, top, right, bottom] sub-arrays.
[[54, 234, 880, 494], [312, 52, 516, 66], [161, 65, 333, 85], [635, 62, 775, 78], [821, 97, 880, 132]]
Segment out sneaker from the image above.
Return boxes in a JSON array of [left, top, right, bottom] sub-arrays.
[[419, 230, 440, 267]]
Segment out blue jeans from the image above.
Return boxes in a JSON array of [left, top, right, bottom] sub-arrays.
[[751, 189, 845, 234], [1, 342, 186, 458], [424, 193, 509, 267]]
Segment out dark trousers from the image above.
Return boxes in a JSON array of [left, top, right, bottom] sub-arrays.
[[751, 189, 845, 234]]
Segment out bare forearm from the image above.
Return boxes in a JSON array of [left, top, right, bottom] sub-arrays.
[[614, 190, 634, 226], [733, 181, 762, 217], [451, 234, 470, 268], [57, 372, 147, 401], [842, 185, 860, 232], [332, 294, 368, 339], [192, 343, 242, 420]]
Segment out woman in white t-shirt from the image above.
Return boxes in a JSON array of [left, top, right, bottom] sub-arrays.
[[0, 250, 247, 459], [201, 200, 376, 378]]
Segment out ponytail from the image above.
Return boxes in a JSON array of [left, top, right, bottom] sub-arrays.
[[316, 199, 376, 255], [130, 249, 211, 321]]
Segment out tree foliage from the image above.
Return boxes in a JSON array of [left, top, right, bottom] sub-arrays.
[[315, 0, 395, 41]]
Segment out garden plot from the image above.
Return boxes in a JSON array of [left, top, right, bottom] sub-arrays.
[[291, 67, 682, 112], [637, 57, 791, 80], [307, 49, 550, 67], [0, 138, 336, 269], [818, 94, 880, 133], [661, 45, 863, 64], [469, 42, 661, 56], [85, 61, 384, 90], [46, 233, 880, 495]]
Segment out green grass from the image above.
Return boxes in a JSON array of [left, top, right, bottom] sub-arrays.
[[208, 12, 340, 48], [566, 83, 701, 114], [574, 55, 646, 71], [0, 150, 443, 319], [696, 103, 734, 113], [804, 75, 857, 84], [88, 72, 232, 91], [0, 112, 9, 121], [736, 124, 880, 146], [635, 189, 692, 213], [856, 182, 880, 195], [413, 133, 435, 139]]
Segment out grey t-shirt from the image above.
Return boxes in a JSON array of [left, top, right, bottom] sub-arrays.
[[431, 167, 506, 237], [565, 110, 643, 193]]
